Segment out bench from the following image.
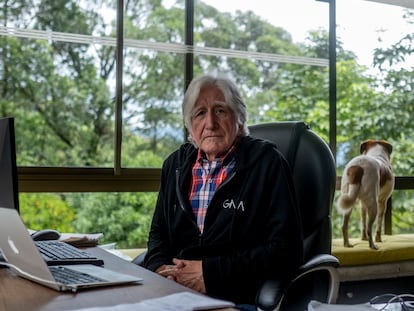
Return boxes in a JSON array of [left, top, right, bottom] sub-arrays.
[[332, 234, 414, 282], [116, 235, 414, 283]]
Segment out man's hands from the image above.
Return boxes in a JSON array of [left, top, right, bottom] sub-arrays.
[[156, 259, 206, 293]]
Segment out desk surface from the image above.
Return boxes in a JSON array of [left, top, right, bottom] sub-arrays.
[[0, 247, 234, 311]]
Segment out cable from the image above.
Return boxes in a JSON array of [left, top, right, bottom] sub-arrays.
[[370, 293, 414, 311]]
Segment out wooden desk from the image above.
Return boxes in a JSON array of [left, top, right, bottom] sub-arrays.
[[0, 247, 235, 311]]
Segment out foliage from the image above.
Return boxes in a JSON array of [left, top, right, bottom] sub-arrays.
[[1, 0, 413, 246], [70, 192, 157, 248], [19, 193, 76, 233]]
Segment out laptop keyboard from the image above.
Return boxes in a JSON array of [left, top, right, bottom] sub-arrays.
[[49, 266, 105, 284], [35, 241, 104, 266]]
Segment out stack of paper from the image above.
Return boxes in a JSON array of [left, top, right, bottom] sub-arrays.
[[60, 233, 104, 247]]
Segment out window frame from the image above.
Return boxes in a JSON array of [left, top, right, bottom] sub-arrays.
[[14, 0, 414, 204]]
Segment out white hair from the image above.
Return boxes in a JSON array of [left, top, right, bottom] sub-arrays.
[[182, 74, 249, 139]]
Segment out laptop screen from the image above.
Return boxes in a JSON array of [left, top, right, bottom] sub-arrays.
[[0, 117, 19, 213]]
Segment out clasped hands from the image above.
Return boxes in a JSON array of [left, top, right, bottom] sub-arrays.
[[156, 258, 206, 293]]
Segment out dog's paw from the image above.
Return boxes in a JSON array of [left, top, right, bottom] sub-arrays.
[[375, 235, 382, 243], [344, 243, 354, 248], [369, 242, 379, 250]]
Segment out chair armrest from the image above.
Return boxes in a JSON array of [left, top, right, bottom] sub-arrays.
[[256, 279, 286, 311], [132, 250, 147, 266], [256, 254, 340, 311], [298, 254, 339, 274]]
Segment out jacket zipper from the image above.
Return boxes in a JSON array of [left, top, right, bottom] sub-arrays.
[[175, 169, 197, 224], [175, 167, 238, 241]]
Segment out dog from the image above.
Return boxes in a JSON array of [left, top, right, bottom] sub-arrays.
[[338, 139, 394, 250]]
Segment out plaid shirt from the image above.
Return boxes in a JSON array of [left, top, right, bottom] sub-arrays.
[[189, 148, 236, 233]]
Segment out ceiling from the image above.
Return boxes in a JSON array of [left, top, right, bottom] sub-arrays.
[[363, 0, 414, 9]]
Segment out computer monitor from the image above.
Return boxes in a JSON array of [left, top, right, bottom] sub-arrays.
[[0, 117, 19, 213]]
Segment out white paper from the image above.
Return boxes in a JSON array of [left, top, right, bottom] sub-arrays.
[[69, 291, 235, 311]]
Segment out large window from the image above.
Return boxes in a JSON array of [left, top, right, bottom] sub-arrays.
[[334, 0, 414, 237], [194, 1, 330, 127], [1, 0, 413, 246]]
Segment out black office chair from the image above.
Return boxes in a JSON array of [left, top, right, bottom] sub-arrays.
[[133, 121, 339, 311], [250, 121, 339, 311]]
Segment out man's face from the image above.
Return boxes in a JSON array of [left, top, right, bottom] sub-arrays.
[[190, 86, 240, 161]]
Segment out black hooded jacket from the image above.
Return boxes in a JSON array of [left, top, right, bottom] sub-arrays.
[[143, 135, 304, 304]]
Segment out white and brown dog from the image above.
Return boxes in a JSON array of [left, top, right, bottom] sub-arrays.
[[338, 139, 394, 250]]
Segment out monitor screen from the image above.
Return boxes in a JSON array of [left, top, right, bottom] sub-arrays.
[[0, 117, 19, 213]]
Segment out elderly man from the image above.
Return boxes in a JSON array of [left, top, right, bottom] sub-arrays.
[[143, 74, 303, 308]]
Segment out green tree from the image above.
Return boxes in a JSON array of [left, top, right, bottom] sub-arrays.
[[71, 192, 156, 248], [3, 0, 413, 245], [1, 0, 115, 167], [20, 193, 76, 232], [371, 9, 414, 234]]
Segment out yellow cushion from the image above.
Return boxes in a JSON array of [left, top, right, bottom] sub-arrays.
[[332, 234, 414, 266], [116, 248, 146, 260], [117, 237, 414, 267]]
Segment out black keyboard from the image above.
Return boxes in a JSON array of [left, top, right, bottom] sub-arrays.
[[35, 240, 104, 266], [49, 266, 105, 284]]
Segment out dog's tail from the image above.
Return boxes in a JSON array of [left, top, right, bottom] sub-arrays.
[[337, 165, 364, 214]]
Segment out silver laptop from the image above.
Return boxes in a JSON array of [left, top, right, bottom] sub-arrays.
[[0, 207, 143, 292]]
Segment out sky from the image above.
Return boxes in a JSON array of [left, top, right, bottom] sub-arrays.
[[202, 0, 413, 68]]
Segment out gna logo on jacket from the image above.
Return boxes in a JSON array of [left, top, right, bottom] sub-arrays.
[[223, 199, 245, 212]]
